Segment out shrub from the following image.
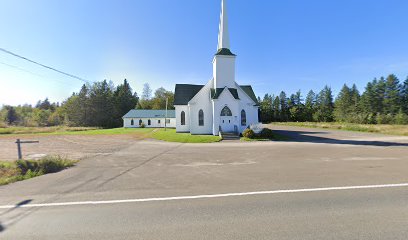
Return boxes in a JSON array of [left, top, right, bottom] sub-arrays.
[[16, 156, 77, 175], [259, 128, 274, 139], [140, 123, 146, 128], [242, 129, 255, 139]]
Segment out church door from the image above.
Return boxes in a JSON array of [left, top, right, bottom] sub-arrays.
[[220, 106, 234, 132]]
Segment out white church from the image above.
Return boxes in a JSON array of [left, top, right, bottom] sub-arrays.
[[174, 0, 259, 136]]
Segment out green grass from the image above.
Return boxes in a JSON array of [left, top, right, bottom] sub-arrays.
[[152, 129, 222, 143], [272, 122, 408, 136], [0, 126, 154, 136], [0, 156, 77, 186]]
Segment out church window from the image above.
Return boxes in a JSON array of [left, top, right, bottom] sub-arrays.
[[158, 120, 161, 124], [181, 111, 186, 125], [241, 110, 247, 126], [131, 119, 134, 126], [148, 119, 151, 126], [221, 106, 232, 116], [199, 110, 204, 126], [139, 119, 142, 126]]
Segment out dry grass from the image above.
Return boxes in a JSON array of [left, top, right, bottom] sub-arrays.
[[0, 126, 99, 135], [273, 122, 408, 136]]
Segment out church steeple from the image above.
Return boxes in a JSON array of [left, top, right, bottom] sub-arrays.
[[216, 0, 235, 56]]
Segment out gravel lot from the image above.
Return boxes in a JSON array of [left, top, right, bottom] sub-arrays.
[[0, 134, 142, 161]]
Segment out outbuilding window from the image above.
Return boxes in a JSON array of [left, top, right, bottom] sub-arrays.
[[241, 110, 247, 126], [181, 111, 186, 125], [199, 110, 204, 126]]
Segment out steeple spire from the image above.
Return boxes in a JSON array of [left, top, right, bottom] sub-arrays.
[[217, 0, 230, 50]]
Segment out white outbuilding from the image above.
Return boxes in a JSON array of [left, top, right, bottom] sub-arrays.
[[174, 0, 259, 136], [123, 110, 176, 128]]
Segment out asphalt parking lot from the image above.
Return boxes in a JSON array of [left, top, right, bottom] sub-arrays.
[[1, 125, 408, 239]]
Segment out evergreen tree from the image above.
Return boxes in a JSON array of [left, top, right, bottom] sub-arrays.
[[314, 86, 334, 122], [384, 74, 401, 115], [6, 106, 18, 125], [259, 94, 273, 123], [272, 96, 280, 121], [289, 90, 304, 121], [305, 90, 316, 121], [334, 84, 352, 122], [401, 77, 408, 114], [279, 91, 289, 121], [113, 79, 139, 126]]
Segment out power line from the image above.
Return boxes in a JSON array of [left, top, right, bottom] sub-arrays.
[[0, 48, 92, 84], [0, 61, 76, 87]]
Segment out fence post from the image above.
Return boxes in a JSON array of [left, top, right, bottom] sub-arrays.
[[16, 139, 22, 160]]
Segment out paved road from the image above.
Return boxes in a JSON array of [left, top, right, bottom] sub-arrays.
[[1, 125, 408, 239]]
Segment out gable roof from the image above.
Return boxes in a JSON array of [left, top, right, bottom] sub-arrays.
[[174, 84, 204, 105], [239, 85, 259, 105], [211, 88, 239, 100], [123, 110, 176, 119]]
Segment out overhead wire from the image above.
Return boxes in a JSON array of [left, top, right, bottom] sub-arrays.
[[0, 47, 93, 84]]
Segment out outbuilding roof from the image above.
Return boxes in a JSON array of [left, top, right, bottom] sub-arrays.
[[123, 110, 176, 119]]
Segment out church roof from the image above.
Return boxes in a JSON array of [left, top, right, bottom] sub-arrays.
[[174, 84, 204, 105], [211, 88, 239, 100], [123, 110, 176, 119], [240, 85, 259, 105], [174, 84, 259, 106]]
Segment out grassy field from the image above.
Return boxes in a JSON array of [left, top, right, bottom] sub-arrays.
[[0, 126, 154, 136], [152, 129, 221, 143], [0, 156, 77, 185], [272, 122, 408, 136]]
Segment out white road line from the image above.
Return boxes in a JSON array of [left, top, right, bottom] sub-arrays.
[[1, 183, 408, 210]]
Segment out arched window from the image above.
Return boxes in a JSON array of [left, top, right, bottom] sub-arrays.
[[131, 119, 134, 126], [181, 111, 186, 125], [148, 119, 151, 126], [198, 110, 204, 126], [139, 119, 142, 126], [221, 106, 232, 116], [241, 110, 247, 126]]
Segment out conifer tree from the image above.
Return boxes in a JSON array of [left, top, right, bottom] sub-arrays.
[[384, 74, 401, 115], [314, 86, 334, 122], [305, 90, 316, 122]]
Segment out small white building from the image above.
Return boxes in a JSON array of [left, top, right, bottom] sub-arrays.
[[174, 0, 259, 136], [123, 110, 176, 128]]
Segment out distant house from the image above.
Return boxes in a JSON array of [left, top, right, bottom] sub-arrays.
[[123, 110, 176, 128]]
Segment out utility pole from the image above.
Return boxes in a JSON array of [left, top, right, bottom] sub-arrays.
[[165, 97, 168, 131]]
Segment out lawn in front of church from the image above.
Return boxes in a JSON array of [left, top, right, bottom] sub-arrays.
[[151, 129, 222, 143]]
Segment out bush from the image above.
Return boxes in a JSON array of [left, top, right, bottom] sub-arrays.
[[259, 128, 274, 139], [140, 123, 146, 128], [242, 129, 255, 139], [16, 156, 77, 175]]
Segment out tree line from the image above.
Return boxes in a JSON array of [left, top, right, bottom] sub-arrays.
[[259, 74, 408, 124], [0, 80, 175, 128]]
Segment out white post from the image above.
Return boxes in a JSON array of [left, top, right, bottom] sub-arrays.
[[165, 97, 168, 131]]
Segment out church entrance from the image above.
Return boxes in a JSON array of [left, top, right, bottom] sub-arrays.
[[220, 106, 234, 132]]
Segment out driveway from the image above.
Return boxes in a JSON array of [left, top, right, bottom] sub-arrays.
[[1, 125, 408, 239]]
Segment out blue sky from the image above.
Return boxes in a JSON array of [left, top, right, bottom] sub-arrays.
[[1, 0, 408, 106]]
